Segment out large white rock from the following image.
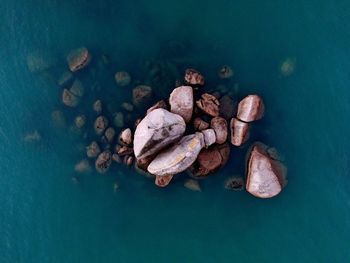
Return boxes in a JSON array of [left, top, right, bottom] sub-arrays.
[[237, 95, 264, 122], [246, 142, 287, 198], [169, 86, 193, 123], [133, 109, 186, 159], [147, 133, 204, 176]]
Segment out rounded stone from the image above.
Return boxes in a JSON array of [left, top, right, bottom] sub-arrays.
[[67, 47, 91, 72], [121, 102, 134, 112], [104, 127, 116, 143], [74, 159, 91, 173], [210, 117, 228, 144], [184, 68, 204, 85], [95, 150, 112, 174], [118, 128, 133, 146], [86, 141, 101, 158], [155, 175, 174, 188], [115, 71, 131, 86], [62, 89, 79, 107], [218, 65, 234, 79], [93, 100, 102, 114], [94, 116, 109, 135], [75, 115, 86, 129], [196, 93, 220, 117], [193, 117, 209, 131]]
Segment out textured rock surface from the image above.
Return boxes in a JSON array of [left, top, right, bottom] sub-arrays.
[[237, 95, 264, 122], [118, 128, 133, 146], [155, 175, 174, 187], [95, 151, 112, 174], [246, 143, 287, 198], [133, 85, 152, 107], [148, 133, 204, 176], [201, 129, 216, 148], [196, 93, 220, 117], [134, 109, 186, 159], [169, 86, 193, 123], [184, 179, 201, 192], [146, 100, 168, 115], [184, 68, 204, 85], [67, 47, 91, 72], [193, 117, 209, 131], [230, 118, 250, 146], [94, 116, 109, 135], [211, 117, 228, 144]]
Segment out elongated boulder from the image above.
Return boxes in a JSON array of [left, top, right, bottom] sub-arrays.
[[237, 95, 264, 122], [196, 93, 220, 117], [246, 143, 287, 198], [211, 117, 228, 144], [169, 86, 193, 123], [134, 109, 186, 159], [148, 133, 204, 176], [230, 118, 250, 146], [67, 47, 91, 72]]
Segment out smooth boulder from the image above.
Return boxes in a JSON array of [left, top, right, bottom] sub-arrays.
[[169, 86, 193, 123], [237, 95, 264, 122], [210, 117, 228, 144], [230, 118, 250, 146], [67, 47, 91, 72]]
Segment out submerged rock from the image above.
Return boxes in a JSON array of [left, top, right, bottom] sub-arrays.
[[155, 175, 174, 188], [26, 51, 55, 73], [237, 95, 264, 122], [132, 85, 152, 107], [184, 179, 201, 192], [75, 115, 86, 129], [210, 117, 228, 144], [74, 159, 91, 173], [146, 100, 168, 115], [23, 130, 41, 142], [246, 142, 287, 198], [118, 128, 133, 146], [94, 116, 109, 135], [280, 57, 296, 76], [184, 68, 204, 85], [196, 93, 220, 117], [86, 141, 101, 158], [193, 117, 209, 131], [67, 47, 91, 72], [134, 109, 186, 159], [121, 102, 134, 112], [95, 150, 112, 174], [115, 71, 131, 86], [113, 112, 124, 128], [218, 65, 234, 79], [219, 95, 235, 120], [147, 133, 204, 176], [224, 177, 245, 191], [58, 71, 74, 87], [104, 127, 116, 143], [93, 100, 102, 114], [230, 118, 250, 146], [169, 85, 193, 123], [62, 89, 79, 107]]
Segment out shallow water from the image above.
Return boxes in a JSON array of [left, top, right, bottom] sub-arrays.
[[1, 1, 350, 262]]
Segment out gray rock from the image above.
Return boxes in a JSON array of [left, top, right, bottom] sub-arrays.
[[104, 127, 116, 143], [132, 85, 152, 107], [237, 95, 264, 122], [95, 150, 112, 174], [134, 109, 186, 159], [169, 86, 193, 123]]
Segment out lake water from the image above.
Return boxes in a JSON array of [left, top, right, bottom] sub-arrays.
[[1, 0, 350, 262]]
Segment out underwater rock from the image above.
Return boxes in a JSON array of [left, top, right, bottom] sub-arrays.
[[74, 115, 86, 129], [95, 150, 112, 174], [246, 142, 287, 198], [123, 155, 134, 166], [193, 117, 209, 131], [93, 100, 102, 114], [169, 85, 193, 123], [94, 116, 109, 135], [147, 133, 204, 176], [155, 175, 173, 188], [118, 128, 133, 146], [116, 145, 133, 156], [230, 118, 250, 146], [196, 93, 220, 117], [86, 141, 101, 158], [113, 112, 124, 128], [210, 117, 228, 144], [57, 71, 74, 87], [224, 176, 245, 191], [184, 179, 201, 192], [62, 89, 79, 107], [146, 100, 168, 115], [280, 57, 296, 77], [201, 129, 216, 148], [134, 109, 186, 159], [67, 47, 91, 72], [219, 95, 235, 120], [26, 51, 55, 73], [104, 127, 116, 143], [132, 85, 152, 107], [69, 79, 84, 97], [113, 182, 119, 192], [51, 110, 66, 128], [237, 95, 264, 122], [121, 102, 134, 112], [23, 130, 41, 142], [112, 153, 122, 163], [115, 71, 131, 86], [74, 159, 91, 173], [218, 65, 234, 79], [184, 68, 204, 85]]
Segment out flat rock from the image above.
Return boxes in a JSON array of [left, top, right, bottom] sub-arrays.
[[155, 175, 174, 187], [211, 117, 228, 144], [246, 142, 287, 198], [146, 100, 168, 115], [230, 118, 250, 146], [134, 109, 186, 159], [169, 86, 193, 123], [133, 85, 152, 107], [95, 150, 112, 174], [147, 133, 204, 176], [94, 116, 109, 135], [196, 93, 220, 117], [184, 68, 204, 85], [237, 95, 264, 122], [193, 117, 209, 131], [104, 127, 116, 143], [67, 47, 91, 72]]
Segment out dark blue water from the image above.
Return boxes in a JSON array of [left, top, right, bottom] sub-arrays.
[[1, 1, 350, 262]]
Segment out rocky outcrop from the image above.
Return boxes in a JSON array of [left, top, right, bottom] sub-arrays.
[[246, 142, 287, 198], [210, 117, 228, 144], [133, 109, 186, 159], [169, 86, 193, 123], [230, 118, 250, 146], [237, 95, 264, 122], [218, 65, 234, 79], [67, 47, 91, 72], [118, 128, 133, 146], [196, 93, 220, 117], [184, 68, 204, 85]]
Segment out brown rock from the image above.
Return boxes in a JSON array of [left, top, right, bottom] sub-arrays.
[[246, 142, 287, 198], [196, 93, 220, 117], [193, 117, 209, 131], [136, 155, 155, 171], [155, 175, 174, 188], [133, 85, 152, 107], [95, 150, 112, 174], [67, 47, 91, 72], [123, 155, 134, 166], [169, 86, 193, 123], [94, 116, 109, 135], [184, 68, 204, 85], [115, 71, 131, 86], [218, 65, 234, 79], [118, 128, 133, 146], [230, 118, 250, 146], [237, 95, 264, 122], [146, 100, 168, 115], [62, 89, 79, 107], [219, 95, 236, 120], [210, 117, 228, 144]]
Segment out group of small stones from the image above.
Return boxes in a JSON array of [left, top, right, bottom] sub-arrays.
[[58, 47, 286, 198]]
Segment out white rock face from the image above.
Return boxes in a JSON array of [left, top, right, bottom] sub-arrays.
[[148, 133, 204, 176], [169, 86, 193, 123], [133, 109, 186, 159], [246, 143, 287, 198]]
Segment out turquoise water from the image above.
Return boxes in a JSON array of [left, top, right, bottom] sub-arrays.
[[1, 1, 350, 262]]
